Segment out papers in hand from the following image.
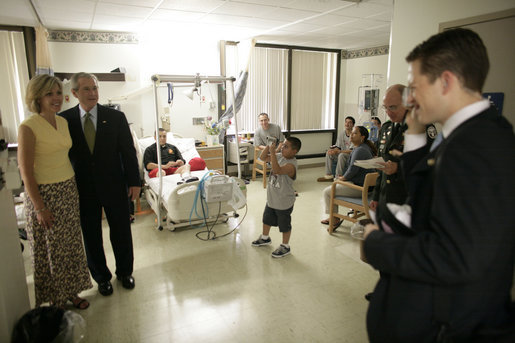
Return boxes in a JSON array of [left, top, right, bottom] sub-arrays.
[[354, 157, 385, 169]]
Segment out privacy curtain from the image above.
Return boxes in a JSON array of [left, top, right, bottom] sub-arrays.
[[0, 31, 30, 142], [35, 25, 53, 75]]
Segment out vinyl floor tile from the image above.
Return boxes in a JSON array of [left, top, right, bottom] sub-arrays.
[[22, 166, 377, 342]]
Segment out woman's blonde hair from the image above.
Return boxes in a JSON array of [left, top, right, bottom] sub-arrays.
[[25, 74, 63, 114]]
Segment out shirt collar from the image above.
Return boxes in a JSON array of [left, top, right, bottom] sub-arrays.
[[442, 99, 489, 138], [79, 105, 98, 119]]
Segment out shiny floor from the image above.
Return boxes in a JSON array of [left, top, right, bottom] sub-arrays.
[[23, 166, 378, 343]]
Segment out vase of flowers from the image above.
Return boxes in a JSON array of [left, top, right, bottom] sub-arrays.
[[204, 116, 229, 146]]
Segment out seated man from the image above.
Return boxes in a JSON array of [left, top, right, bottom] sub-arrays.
[[143, 128, 190, 178], [317, 116, 355, 182], [254, 112, 284, 151]]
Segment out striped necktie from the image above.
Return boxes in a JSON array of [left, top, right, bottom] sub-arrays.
[[84, 112, 96, 153]]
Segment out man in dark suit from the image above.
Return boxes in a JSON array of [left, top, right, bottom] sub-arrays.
[[363, 29, 515, 342], [60, 73, 140, 296]]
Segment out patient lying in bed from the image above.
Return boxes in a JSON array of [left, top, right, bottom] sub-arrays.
[[143, 128, 205, 178]]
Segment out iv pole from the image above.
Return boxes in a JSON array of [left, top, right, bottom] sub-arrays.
[[150, 74, 239, 230]]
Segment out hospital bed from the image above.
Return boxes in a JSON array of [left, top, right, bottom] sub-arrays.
[[134, 132, 247, 231]]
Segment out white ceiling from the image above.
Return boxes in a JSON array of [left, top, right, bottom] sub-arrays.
[[0, 0, 393, 50]]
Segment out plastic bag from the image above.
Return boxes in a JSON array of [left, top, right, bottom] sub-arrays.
[[11, 306, 86, 343], [227, 178, 246, 211]]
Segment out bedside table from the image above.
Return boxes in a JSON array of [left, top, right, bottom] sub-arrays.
[[197, 145, 225, 174]]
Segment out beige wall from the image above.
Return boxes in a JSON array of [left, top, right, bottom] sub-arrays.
[[388, 0, 515, 86], [49, 39, 221, 139], [342, 54, 389, 125]]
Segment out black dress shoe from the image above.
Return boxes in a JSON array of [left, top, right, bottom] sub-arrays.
[[98, 281, 113, 296], [364, 292, 373, 301], [117, 275, 135, 289]]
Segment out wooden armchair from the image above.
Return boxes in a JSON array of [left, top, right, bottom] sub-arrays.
[[328, 172, 379, 234], [251, 146, 271, 188]]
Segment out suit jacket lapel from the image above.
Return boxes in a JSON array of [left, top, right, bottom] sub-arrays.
[[95, 105, 106, 155], [70, 106, 88, 147]]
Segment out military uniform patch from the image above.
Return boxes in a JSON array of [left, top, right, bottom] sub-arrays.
[[426, 124, 437, 139]]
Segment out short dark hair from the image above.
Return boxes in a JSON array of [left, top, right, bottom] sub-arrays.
[[286, 136, 301, 153], [371, 117, 381, 125], [154, 128, 166, 138], [258, 113, 269, 119], [345, 116, 355, 125], [406, 28, 489, 92]]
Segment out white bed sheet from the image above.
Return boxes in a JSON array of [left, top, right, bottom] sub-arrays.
[[135, 132, 246, 226], [145, 169, 210, 211]]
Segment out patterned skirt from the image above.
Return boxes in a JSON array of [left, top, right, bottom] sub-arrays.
[[25, 177, 92, 307]]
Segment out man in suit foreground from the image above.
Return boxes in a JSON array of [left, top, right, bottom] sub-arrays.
[[60, 73, 140, 296], [363, 29, 515, 342]]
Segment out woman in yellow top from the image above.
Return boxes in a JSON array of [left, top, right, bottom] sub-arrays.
[[18, 74, 92, 309]]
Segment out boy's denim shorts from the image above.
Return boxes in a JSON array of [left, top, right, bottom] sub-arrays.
[[263, 204, 293, 233]]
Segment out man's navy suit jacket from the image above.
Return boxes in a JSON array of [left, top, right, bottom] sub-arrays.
[[365, 106, 515, 342], [59, 104, 140, 205]]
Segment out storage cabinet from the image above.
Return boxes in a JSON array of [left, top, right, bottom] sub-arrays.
[[197, 145, 225, 174], [228, 141, 253, 164]]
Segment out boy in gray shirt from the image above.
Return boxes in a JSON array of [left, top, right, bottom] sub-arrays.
[[252, 136, 302, 258]]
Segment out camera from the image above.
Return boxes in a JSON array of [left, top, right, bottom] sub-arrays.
[[266, 136, 278, 146]]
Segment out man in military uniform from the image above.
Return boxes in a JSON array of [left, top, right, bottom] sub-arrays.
[[370, 84, 436, 213]]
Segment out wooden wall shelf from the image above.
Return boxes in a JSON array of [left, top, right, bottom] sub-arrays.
[[54, 72, 125, 82]]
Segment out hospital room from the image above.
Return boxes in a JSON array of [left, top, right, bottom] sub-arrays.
[[1, 0, 514, 342]]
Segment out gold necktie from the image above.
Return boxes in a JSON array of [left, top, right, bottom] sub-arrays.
[[84, 112, 96, 153]]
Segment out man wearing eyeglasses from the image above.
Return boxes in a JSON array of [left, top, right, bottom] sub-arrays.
[[369, 85, 436, 214]]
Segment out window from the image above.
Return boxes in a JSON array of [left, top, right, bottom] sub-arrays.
[[238, 47, 288, 133], [291, 49, 337, 131], [224, 43, 339, 135]]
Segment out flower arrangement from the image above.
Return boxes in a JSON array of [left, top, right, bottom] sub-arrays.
[[204, 116, 230, 135]]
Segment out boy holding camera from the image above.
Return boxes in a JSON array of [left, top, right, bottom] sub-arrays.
[[252, 137, 302, 258]]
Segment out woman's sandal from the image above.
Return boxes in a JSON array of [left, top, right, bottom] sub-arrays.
[[321, 219, 330, 225], [69, 296, 89, 310], [326, 219, 343, 232]]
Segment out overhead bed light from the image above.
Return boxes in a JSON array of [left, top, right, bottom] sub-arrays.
[[183, 87, 198, 100], [183, 73, 202, 101]]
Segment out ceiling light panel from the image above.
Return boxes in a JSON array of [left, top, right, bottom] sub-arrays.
[[212, 2, 274, 17], [160, 0, 226, 12], [149, 9, 204, 21]]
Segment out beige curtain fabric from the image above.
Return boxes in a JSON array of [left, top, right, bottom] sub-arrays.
[[35, 25, 53, 75], [291, 50, 337, 130], [0, 31, 30, 142], [227, 45, 337, 133], [237, 47, 289, 133]]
